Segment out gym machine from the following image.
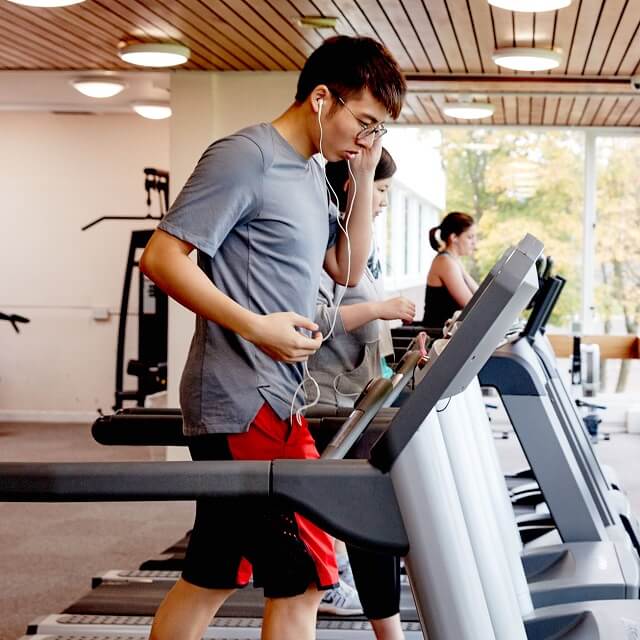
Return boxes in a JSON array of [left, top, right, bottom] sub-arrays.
[[82, 168, 169, 410]]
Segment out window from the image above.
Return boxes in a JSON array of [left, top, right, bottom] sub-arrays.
[[590, 135, 640, 395], [403, 196, 410, 275]]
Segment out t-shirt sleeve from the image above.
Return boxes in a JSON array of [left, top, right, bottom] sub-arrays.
[[314, 270, 346, 338], [158, 134, 263, 257]]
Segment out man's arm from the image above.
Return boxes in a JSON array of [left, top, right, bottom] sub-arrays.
[[324, 139, 383, 286], [140, 229, 322, 363]]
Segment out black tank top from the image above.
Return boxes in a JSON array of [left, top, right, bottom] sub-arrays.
[[421, 285, 461, 330], [421, 252, 461, 329]]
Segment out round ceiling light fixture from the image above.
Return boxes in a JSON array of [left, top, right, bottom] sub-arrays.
[[118, 42, 190, 68], [132, 101, 172, 120], [442, 102, 495, 120], [7, 0, 86, 5], [492, 47, 562, 71], [488, 0, 572, 11], [71, 77, 127, 98]]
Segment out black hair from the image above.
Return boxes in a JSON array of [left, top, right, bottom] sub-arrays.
[[325, 147, 397, 212], [296, 36, 406, 119], [429, 211, 475, 251]]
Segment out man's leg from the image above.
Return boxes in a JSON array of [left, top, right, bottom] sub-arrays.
[[149, 577, 235, 640], [262, 585, 325, 640], [370, 613, 405, 640]]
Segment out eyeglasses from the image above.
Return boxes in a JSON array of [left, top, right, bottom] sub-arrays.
[[336, 95, 387, 141]]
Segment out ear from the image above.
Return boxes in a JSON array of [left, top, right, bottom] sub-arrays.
[[311, 85, 330, 114]]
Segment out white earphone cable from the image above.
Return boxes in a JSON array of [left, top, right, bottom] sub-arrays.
[[290, 98, 356, 425]]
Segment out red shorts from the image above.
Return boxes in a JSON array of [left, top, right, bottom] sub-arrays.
[[182, 403, 338, 598]]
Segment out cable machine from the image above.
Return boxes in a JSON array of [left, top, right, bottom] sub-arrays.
[[83, 168, 169, 410]]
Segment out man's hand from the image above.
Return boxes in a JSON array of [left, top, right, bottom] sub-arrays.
[[347, 136, 383, 177], [247, 312, 323, 363], [376, 297, 416, 323]]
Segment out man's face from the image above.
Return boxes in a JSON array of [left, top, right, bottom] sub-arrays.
[[320, 89, 388, 162]]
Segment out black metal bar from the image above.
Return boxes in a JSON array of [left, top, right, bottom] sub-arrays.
[[81, 214, 162, 232], [0, 461, 269, 502]]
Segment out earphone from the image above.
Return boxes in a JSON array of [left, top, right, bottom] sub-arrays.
[[289, 93, 357, 426]]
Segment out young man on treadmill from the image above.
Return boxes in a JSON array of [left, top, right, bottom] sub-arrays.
[[140, 35, 406, 640]]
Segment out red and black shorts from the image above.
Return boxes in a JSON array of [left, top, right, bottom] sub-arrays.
[[182, 403, 339, 598]]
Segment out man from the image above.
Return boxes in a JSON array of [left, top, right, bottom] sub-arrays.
[[141, 35, 406, 640]]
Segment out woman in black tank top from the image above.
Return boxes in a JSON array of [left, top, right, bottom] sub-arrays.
[[422, 212, 478, 329]]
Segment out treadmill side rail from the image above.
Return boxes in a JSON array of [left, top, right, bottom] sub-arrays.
[[0, 461, 270, 502], [272, 458, 409, 555]]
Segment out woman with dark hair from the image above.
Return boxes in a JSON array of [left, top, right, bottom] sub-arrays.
[[421, 211, 478, 328], [311, 148, 415, 410], [306, 147, 411, 640]]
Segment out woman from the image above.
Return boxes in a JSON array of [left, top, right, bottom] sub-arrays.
[[308, 148, 415, 410], [421, 211, 478, 329], [306, 147, 411, 640]]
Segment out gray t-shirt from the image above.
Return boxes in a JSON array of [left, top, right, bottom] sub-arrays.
[[159, 123, 337, 435]]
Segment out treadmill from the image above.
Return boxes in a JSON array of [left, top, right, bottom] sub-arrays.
[[92, 261, 640, 610], [10, 233, 640, 639], [479, 293, 640, 551], [2, 234, 537, 639], [23, 347, 429, 640]]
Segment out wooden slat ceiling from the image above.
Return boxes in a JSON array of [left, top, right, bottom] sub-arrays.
[[0, 0, 639, 126]]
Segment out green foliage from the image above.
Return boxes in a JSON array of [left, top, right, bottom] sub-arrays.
[[594, 137, 640, 336], [441, 128, 584, 328]]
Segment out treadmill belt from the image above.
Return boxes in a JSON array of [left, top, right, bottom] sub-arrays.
[[20, 636, 149, 640], [160, 531, 190, 553], [65, 579, 419, 622], [31, 613, 423, 638]]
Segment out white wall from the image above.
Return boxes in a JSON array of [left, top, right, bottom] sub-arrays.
[[0, 112, 169, 419]]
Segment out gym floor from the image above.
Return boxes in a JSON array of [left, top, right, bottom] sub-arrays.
[[0, 421, 194, 640], [1, 421, 639, 640]]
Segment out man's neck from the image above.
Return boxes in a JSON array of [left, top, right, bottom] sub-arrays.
[[272, 104, 316, 159]]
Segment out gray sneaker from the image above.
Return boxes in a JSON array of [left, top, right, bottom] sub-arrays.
[[338, 557, 356, 589], [319, 579, 363, 616]]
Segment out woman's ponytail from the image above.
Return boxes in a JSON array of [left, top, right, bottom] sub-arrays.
[[428, 226, 442, 251]]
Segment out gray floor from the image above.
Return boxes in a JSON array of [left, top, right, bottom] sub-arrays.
[[1, 421, 640, 640], [0, 421, 194, 640]]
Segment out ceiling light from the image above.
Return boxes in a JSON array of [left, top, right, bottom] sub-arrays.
[[119, 43, 190, 68], [132, 101, 172, 120], [7, 0, 85, 5], [492, 47, 562, 71], [297, 16, 338, 29], [442, 102, 495, 120], [488, 0, 572, 11], [71, 77, 126, 98]]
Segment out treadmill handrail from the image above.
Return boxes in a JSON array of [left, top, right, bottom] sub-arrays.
[[384, 349, 426, 407], [321, 377, 393, 459], [93, 350, 424, 451], [0, 460, 270, 501], [0, 459, 409, 554]]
